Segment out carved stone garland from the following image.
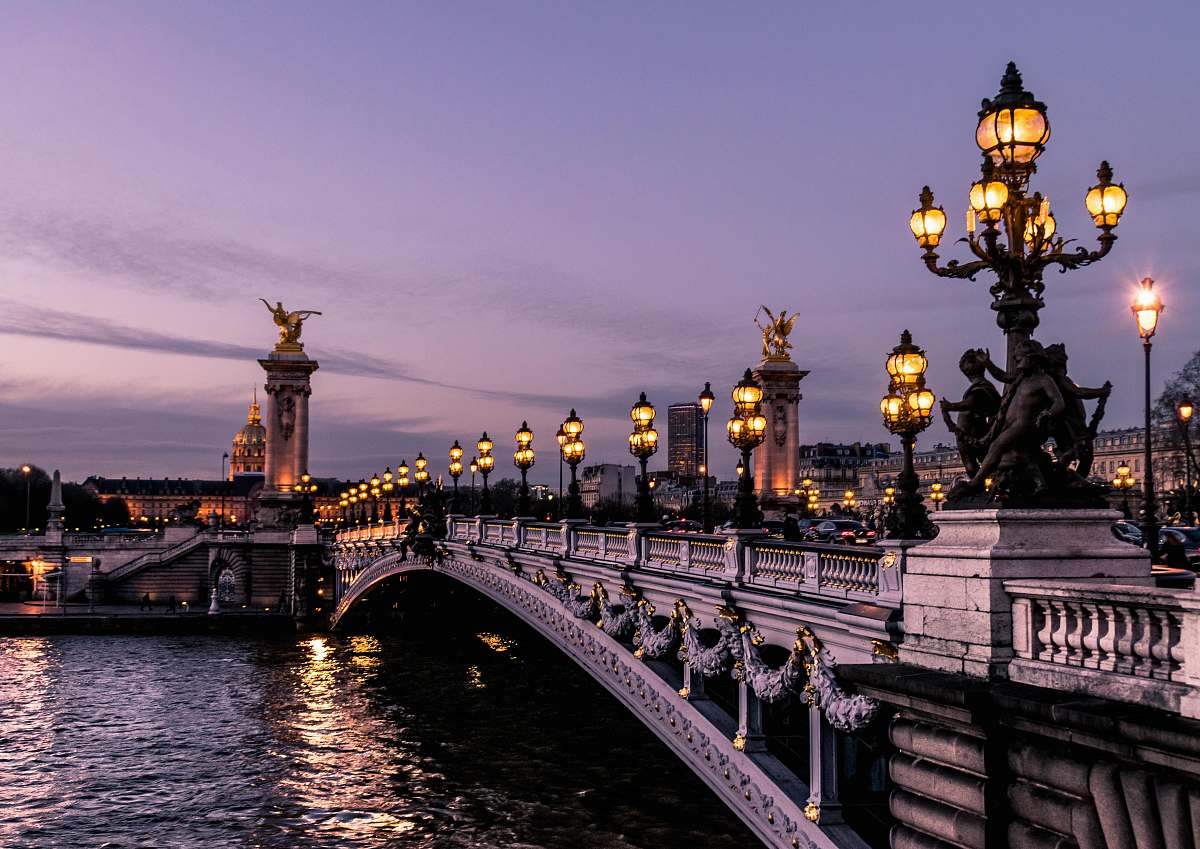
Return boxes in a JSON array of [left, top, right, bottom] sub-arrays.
[[632, 599, 680, 659], [796, 625, 879, 733]]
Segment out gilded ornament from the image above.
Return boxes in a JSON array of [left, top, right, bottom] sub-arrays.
[[754, 305, 797, 361], [803, 802, 820, 823], [259, 299, 321, 350], [732, 734, 746, 752]]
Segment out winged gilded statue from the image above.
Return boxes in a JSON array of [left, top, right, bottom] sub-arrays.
[[260, 299, 322, 346], [754, 306, 797, 359]]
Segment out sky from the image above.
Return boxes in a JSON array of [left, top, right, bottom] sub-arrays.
[[0, 1, 1197, 485]]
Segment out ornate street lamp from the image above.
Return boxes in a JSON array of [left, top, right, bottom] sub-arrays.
[[930, 482, 945, 510], [1133, 277, 1164, 560], [448, 441, 464, 512], [513, 422, 535, 516], [1113, 463, 1137, 520], [475, 434, 495, 515], [560, 410, 586, 519], [880, 331, 937, 540], [910, 63, 1127, 372], [414, 452, 430, 494], [842, 489, 857, 512], [628, 393, 660, 523], [726, 369, 767, 529], [1178, 400, 1196, 524], [699, 381, 715, 532]]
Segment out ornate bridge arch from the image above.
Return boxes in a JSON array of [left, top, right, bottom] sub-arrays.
[[332, 520, 894, 849]]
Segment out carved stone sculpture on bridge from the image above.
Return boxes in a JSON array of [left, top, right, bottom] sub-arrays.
[[260, 299, 322, 350]]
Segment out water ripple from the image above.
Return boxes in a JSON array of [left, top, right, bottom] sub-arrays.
[[0, 626, 754, 848]]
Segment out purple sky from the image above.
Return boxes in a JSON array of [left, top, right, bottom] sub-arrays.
[[1, 3, 1197, 485]]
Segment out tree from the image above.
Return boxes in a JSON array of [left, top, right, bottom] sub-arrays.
[[1154, 348, 1200, 522]]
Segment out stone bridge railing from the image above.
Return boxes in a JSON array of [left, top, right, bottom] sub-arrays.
[[1007, 579, 1200, 718], [434, 516, 900, 606]]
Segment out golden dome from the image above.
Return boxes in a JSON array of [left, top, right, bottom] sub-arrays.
[[230, 389, 266, 478]]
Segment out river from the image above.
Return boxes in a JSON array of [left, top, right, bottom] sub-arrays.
[[0, 583, 756, 848]]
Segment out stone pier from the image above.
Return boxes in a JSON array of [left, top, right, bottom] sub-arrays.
[[752, 355, 808, 500]]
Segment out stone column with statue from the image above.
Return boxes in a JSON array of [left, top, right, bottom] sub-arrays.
[[751, 307, 808, 502], [257, 299, 321, 527]]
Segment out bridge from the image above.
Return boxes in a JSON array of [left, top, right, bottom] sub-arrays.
[[332, 516, 899, 849], [332, 514, 1200, 849]]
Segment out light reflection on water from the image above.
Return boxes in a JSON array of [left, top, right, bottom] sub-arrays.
[[0, 623, 755, 848]]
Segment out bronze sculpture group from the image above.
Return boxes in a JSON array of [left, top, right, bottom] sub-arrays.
[[942, 340, 1111, 506]]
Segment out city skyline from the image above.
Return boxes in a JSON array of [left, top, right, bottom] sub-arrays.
[[1, 3, 1198, 484]]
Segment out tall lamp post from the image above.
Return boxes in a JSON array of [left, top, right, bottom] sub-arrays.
[[448, 441, 464, 512], [221, 452, 229, 528], [880, 330, 937, 540], [909, 63, 1127, 373], [476, 434, 495, 515], [1132, 277, 1164, 561], [560, 410, 586, 519], [629, 393, 660, 523], [21, 464, 31, 533], [469, 458, 478, 513], [699, 382, 715, 532], [1112, 463, 1136, 520], [1177, 400, 1195, 524], [369, 473, 382, 523], [514, 421, 535, 516], [726, 370, 767, 529], [414, 453, 430, 496], [555, 425, 566, 513]]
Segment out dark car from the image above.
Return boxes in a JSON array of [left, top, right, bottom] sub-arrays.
[[663, 519, 703, 534], [761, 520, 786, 536], [1111, 521, 1143, 545], [812, 519, 876, 545]]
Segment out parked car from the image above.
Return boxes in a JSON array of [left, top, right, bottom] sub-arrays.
[[761, 519, 786, 536], [663, 519, 703, 534], [811, 519, 876, 545], [1110, 521, 1143, 545]]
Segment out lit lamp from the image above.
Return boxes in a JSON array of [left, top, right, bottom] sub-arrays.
[[1112, 462, 1137, 520], [880, 330, 936, 540], [476, 433, 495, 515], [628, 392, 659, 523], [930, 481, 945, 510], [1133, 277, 1165, 560], [448, 440, 464, 513], [910, 63, 1127, 373], [1178, 400, 1196, 525], [726, 369, 767, 529], [414, 452, 430, 494], [698, 382, 716, 532], [468, 457, 478, 512], [560, 409, 586, 519], [513, 422, 535, 516]]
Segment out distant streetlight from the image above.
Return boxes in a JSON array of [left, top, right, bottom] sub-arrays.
[[448, 441, 464, 513], [1178, 399, 1196, 524], [880, 330, 936, 540], [628, 393, 659, 524], [698, 382, 715, 532], [513, 422, 535, 516], [21, 464, 31, 533], [476, 434, 495, 515], [560, 410, 586, 519], [1112, 463, 1137, 520], [1132, 277, 1164, 560], [726, 370, 767, 529]]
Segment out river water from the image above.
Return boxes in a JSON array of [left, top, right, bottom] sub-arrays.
[[0, 584, 756, 849]]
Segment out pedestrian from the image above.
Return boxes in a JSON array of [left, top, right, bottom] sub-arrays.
[[142, 592, 152, 612], [1162, 532, 1190, 570], [167, 594, 176, 614], [782, 511, 802, 541]]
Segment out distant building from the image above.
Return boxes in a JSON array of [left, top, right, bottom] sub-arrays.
[[668, 403, 706, 478], [798, 442, 891, 509], [579, 464, 636, 509], [229, 391, 266, 478]]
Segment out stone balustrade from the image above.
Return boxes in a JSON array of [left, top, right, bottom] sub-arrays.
[[337, 516, 897, 606], [1008, 579, 1200, 717]]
